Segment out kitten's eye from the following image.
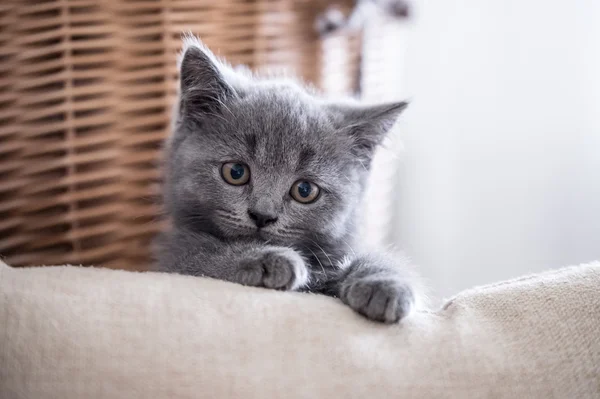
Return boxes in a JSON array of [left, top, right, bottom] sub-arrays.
[[221, 162, 250, 185], [290, 180, 320, 204]]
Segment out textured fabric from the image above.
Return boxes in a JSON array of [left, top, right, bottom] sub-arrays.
[[1, 260, 599, 399]]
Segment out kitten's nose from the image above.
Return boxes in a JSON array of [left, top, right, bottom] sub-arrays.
[[247, 209, 278, 228]]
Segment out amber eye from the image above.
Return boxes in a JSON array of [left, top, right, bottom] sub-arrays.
[[290, 180, 320, 204], [221, 162, 250, 185]]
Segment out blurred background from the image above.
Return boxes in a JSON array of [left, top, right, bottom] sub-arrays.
[[0, 0, 598, 301]]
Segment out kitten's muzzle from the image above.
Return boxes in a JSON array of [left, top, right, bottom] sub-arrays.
[[247, 209, 278, 228]]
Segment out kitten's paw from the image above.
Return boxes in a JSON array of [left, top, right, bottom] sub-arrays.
[[340, 277, 415, 323], [236, 248, 309, 291]]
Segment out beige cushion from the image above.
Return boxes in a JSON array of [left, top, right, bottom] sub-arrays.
[[1, 260, 599, 399]]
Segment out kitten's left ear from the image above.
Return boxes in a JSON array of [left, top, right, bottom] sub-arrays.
[[334, 101, 409, 161], [178, 35, 248, 117]]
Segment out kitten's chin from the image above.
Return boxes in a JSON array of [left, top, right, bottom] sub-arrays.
[[216, 224, 256, 240], [216, 222, 295, 245], [256, 229, 278, 242], [219, 226, 276, 243], [256, 229, 294, 245]]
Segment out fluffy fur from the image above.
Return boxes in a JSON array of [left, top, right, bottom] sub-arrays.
[[155, 36, 417, 323]]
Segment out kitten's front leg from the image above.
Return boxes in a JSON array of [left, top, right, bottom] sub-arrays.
[[156, 230, 310, 291], [325, 253, 417, 323]]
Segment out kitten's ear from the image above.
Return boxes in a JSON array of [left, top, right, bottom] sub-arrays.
[[178, 36, 245, 116], [334, 101, 408, 161]]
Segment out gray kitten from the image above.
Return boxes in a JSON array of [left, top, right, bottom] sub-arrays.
[[155, 36, 418, 323]]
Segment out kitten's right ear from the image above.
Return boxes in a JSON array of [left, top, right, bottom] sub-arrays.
[[178, 36, 242, 116]]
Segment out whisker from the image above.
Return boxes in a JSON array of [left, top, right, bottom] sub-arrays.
[[340, 238, 357, 258], [276, 229, 299, 237], [302, 245, 326, 276], [214, 210, 245, 222], [220, 215, 244, 222], [357, 158, 369, 173], [181, 215, 208, 222], [278, 226, 307, 235], [308, 238, 334, 268]]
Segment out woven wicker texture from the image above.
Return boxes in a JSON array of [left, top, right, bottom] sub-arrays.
[[0, 0, 361, 270]]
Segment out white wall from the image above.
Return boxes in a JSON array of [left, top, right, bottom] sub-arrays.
[[394, 0, 600, 299]]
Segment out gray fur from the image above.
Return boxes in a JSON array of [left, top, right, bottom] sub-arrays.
[[155, 36, 416, 323]]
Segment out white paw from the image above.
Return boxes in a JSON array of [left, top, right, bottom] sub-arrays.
[[236, 248, 309, 291]]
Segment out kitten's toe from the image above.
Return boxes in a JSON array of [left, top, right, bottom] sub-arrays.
[[236, 259, 265, 287], [236, 248, 308, 291], [342, 278, 415, 323], [262, 248, 308, 290]]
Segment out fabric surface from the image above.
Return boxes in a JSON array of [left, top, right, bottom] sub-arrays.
[[1, 260, 599, 399]]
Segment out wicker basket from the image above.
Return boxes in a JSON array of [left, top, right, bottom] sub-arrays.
[[0, 0, 361, 270]]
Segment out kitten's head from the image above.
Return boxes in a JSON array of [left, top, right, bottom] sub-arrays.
[[165, 36, 407, 247]]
